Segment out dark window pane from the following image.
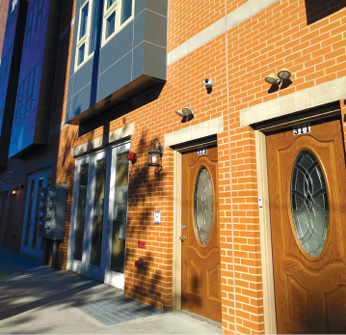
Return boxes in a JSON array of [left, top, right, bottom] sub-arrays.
[[79, 3, 89, 39], [105, 12, 115, 38], [90, 159, 107, 266], [73, 163, 89, 261], [120, 0, 132, 24]]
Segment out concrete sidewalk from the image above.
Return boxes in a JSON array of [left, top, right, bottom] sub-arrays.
[[0, 248, 222, 334]]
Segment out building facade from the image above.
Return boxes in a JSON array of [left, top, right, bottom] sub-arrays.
[[1, 0, 346, 333]]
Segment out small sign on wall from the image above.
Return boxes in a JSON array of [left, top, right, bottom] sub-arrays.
[[138, 241, 146, 249], [154, 210, 161, 224]]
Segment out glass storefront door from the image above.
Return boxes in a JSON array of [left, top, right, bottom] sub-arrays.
[[68, 142, 130, 288], [21, 170, 52, 258]]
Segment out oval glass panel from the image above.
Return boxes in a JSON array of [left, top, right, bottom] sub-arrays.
[[290, 150, 329, 257], [194, 167, 214, 245]]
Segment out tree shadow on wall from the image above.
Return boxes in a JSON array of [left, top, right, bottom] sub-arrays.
[[124, 130, 170, 309], [129, 251, 164, 309], [305, 0, 346, 24]]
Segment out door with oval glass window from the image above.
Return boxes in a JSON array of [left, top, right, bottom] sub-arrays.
[[181, 146, 221, 322], [266, 119, 346, 334]]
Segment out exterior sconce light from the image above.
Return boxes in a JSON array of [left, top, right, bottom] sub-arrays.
[[265, 72, 280, 84], [128, 152, 137, 164], [11, 187, 18, 195], [265, 68, 292, 85], [277, 68, 292, 81], [203, 78, 214, 94], [148, 139, 164, 173], [175, 107, 194, 123]]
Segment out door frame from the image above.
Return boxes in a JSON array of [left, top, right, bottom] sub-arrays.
[[253, 106, 342, 334], [172, 139, 219, 311], [67, 141, 130, 288]]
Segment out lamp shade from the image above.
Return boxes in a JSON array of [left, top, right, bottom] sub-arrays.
[[265, 73, 280, 84], [148, 148, 161, 166], [278, 68, 291, 80]]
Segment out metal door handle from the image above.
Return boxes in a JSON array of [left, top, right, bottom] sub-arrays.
[[179, 235, 186, 242]]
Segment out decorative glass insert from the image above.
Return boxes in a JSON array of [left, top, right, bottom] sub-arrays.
[[194, 167, 214, 245], [290, 150, 329, 257]]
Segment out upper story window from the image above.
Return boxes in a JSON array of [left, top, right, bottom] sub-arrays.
[[102, 0, 133, 43], [75, 0, 93, 69], [75, 0, 133, 70]]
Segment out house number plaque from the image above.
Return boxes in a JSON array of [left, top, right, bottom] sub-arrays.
[[293, 123, 311, 135], [197, 149, 207, 156]]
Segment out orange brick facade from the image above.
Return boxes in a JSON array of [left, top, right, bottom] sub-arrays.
[[1, 0, 346, 334]]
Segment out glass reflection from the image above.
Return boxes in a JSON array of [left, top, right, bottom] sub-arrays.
[[73, 163, 89, 261], [110, 152, 129, 273], [90, 159, 107, 266]]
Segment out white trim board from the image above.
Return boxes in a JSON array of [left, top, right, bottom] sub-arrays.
[[240, 77, 346, 127]]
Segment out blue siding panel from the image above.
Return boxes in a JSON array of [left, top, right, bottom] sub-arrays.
[[97, 52, 132, 101], [99, 23, 133, 74]]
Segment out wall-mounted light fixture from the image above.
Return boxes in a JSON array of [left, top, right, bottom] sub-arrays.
[[11, 187, 18, 195], [175, 107, 194, 123], [265, 68, 292, 85], [265, 72, 280, 84], [277, 68, 291, 82], [148, 139, 164, 173], [203, 78, 214, 94]]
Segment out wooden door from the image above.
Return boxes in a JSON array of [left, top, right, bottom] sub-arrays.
[[266, 119, 346, 334], [181, 146, 221, 322]]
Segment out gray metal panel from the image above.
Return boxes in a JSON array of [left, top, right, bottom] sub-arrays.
[[70, 60, 94, 94], [133, 42, 166, 81], [70, 82, 92, 119], [134, 10, 167, 48], [99, 23, 133, 73], [133, 10, 167, 48], [97, 53, 132, 101], [65, 99, 73, 122], [146, 0, 168, 15], [132, 43, 144, 80], [135, 0, 168, 16]]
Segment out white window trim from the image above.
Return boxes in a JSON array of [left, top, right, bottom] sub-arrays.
[[101, 0, 134, 47], [74, 0, 94, 71]]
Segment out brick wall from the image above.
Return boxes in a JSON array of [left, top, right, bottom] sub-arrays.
[[1, 0, 344, 334]]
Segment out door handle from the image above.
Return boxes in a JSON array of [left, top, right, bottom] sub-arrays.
[[179, 235, 186, 242], [105, 228, 110, 233]]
